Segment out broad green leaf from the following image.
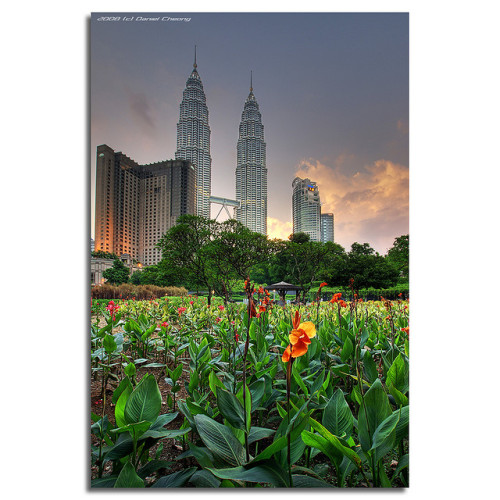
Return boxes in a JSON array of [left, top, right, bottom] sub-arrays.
[[248, 378, 266, 412], [217, 388, 245, 430], [308, 418, 362, 468], [357, 379, 392, 452], [388, 383, 409, 407], [194, 414, 246, 466], [340, 336, 353, 362], [115, 381, 133, 428], [292, 474, 334, 487], [114, 461, 145, 488], [362, 351, 378, 383], [302, 430, 343, 467], [137, 460, 174, 479], [103, 334, 117, 355], [394, 405, 409, 445], [91, 476, 117, 488], [189, 469, 221, 488], [124, 374, 162, 425], [386, 353, 409, 394], [152, 467, 197, 488], [248, 427, 275, 444], [392, 454, 409, 480], [370, 410, 400, 451], [209, 370, 224, 396], [208, 459, 289, 487], [251, 435, 288, 463], [322, 388, 354, 438], [112, 376, 133, 404]]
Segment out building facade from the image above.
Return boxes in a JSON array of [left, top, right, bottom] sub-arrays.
[[94, 144, 195, 266], [320, 213, 334, 243], [235, 78, 267, 234], [292, 177, 321, 242], [90, 253, 142, 286], [175, 52, 212, 218]]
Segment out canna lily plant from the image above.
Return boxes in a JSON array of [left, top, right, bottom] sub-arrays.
[[282, 310, 316, 486]]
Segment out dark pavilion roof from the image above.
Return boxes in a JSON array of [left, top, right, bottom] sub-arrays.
[[264, 281, 302, 291]]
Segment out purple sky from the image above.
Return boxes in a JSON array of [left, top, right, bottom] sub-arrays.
[[91, 12, 408, 254]]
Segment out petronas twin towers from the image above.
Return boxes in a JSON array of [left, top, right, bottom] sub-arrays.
[[175, 52, 267, 234]]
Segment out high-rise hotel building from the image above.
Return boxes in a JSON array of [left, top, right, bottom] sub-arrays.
[[175, 51, 212, 218], [235, 77, 267, 234], [94, 144, 195, 266], [320, 213, 334, 243], [292, 177, 321, 242]]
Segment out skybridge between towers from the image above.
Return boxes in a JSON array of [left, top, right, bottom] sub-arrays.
[[209, 195, 240, 220]]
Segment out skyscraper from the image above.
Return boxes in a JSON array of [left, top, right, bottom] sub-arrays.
[[320, 213, 334, 243], [292, 177, 321, 242], [175, 48, 212, 218], [235, 74, 267, 234], [94, 144, 195, 266]]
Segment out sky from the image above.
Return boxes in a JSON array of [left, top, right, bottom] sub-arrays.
[[90, 12, 409, 255]]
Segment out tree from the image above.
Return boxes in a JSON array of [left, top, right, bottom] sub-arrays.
[[345, 242, 399, 294], [103, 258, 130, 285], [385, 234, 409, 281], [157, 215, 218, 302]]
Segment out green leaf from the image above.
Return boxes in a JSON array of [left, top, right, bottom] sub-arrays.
[[91, 476, 117, 488], [112, 376, 133, 404], [340, 336, 353, 362], [114, 461, 145, 488], [322, 388, 353, 438], [194, 414, 246, 466], [388, 383, 409, 407], [292, 474, 334, 487], [392, 454, 409, 480], [293, 367, 309, 397], [207, 459, 290, 487], [124, 374, 162, 425], [357, 378, 392, 452], [362, 351, 378, 383], [124, 362, 136, 378], [308, 418, 362, 468], [386, 353, 409, 394], [189, 469, 221, 488], [208, 370, 224, 397], [251, 435, 288, 463], [152, 467, 197, 488], [217, 388, 245, 430], [137, 460, 174, 479], [103, 334, 117, 355], [302, 430, 343, 467], [172, 364, 183, 381], [370, 410, 400, 451], [248, 378, 266, 412], [248, 427, 275, 444], [114, 380, 133, 428]]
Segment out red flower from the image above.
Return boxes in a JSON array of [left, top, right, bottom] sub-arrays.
[[216, 317, 221, 323], [218, 305, 225, 311], [319, 282, 327, 288], [235, 332, 239, 342], [189, 301, 194, 305], [161, 322, 168, 328], [330, 292, 342, 303], [178, 307, 187, 315]]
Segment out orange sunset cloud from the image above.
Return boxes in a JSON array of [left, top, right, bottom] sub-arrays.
[[294, 157, 409, 254]]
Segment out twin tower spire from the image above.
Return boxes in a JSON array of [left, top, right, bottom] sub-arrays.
[[175, 49, 267, 234]]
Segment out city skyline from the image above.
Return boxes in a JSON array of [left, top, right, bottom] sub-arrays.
[[91, 12, 409, 254]]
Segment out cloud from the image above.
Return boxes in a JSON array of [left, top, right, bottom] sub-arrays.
[[295, 157, 409, 254], [128, 91, 156, 131], [267, 217, 293, 241]]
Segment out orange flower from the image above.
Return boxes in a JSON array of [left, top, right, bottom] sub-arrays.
[[259, 305, 267, 312], [282, 311, 316, 361], [319, 282, 327, 288], [330, 292, 342, 303]]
